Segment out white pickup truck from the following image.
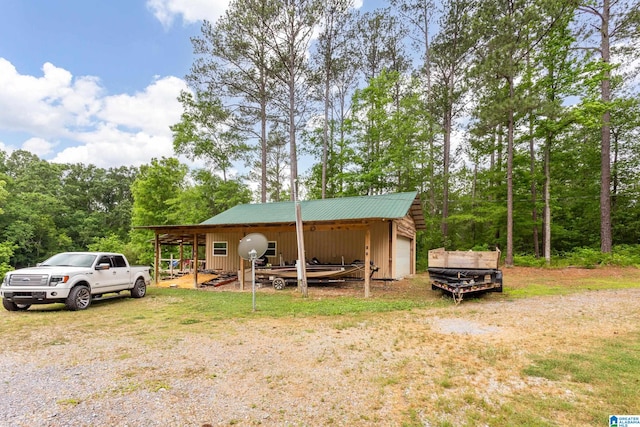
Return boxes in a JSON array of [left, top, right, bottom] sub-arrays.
[[1, 252, 151, 311]]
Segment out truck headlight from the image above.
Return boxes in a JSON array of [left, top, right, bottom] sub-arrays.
[[49, 275, 70, 286]]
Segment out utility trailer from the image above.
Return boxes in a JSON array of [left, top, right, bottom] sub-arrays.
[[427, 248, 503, 303]]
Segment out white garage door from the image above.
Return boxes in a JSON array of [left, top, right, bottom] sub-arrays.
[[396, 237, 412, 278]]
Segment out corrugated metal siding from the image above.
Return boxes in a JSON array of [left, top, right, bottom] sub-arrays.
[[204, 221, 398, 279], [304, 229, 361, 264], [205, 232, 242, 272]]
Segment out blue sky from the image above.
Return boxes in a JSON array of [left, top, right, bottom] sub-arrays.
[[0, 0, 366, 170]]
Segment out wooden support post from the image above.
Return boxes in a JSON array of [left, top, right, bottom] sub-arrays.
[[365, 228, 371, 298], [390, 222, 397, 279], [294, 199, 308, 297], [239, 256, 245, 290], [411, 237, 416, 275], [193, 233, 199, 289], [154, 233, 160, 285], [179, 243, 184, 272]]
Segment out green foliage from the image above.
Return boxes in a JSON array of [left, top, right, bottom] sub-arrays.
[[344, 70, 432, 195], [0, 147, 254, 268], [0, 241, 16, 281], [0, 179, 7, 215], [560, 245, 640, 268], [87, 234, 127, 255], [171, 91, 249, 179], [512, 254, 547, 267], [0, 151, 138, 267], [129, 157, 252, 265], [249, 129, 290, 202], [87, 235, 140, 266], [131, 157, 188, 227], [3, 0, 640, 269], [561, 247, 612, 268], [166, 170, 252, 225], [512, 245, 640, 268], [610, 245, 640, 266]]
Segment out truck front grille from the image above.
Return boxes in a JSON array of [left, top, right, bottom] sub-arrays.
[[8, 274, 49, 286]]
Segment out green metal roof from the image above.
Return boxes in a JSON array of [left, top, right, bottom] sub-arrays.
[[201, 191, 424, 229]]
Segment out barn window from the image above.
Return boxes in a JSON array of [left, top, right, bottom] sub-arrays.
[[213, 241, 228, 256], [265, 241, 277, 257]]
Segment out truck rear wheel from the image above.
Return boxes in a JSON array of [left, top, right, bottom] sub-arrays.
[[65, 285, 91, 311], [131, 277, 147, 298], [3, 299, 31, 311]]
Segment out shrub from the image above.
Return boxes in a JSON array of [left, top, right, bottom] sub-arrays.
[[513, 254, 547, 267], [512, 245, 640, 268]]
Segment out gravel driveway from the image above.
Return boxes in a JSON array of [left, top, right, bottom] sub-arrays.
[[1, 284, 639, 426]]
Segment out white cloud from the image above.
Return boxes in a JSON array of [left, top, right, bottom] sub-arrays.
[[0, 58, 189, 169], [22, 137, 54, 158], [0, 140, 12, 156], [51, 123, 176, 168], [0, 59, 102, 138], [98, 76, 187, 135], [146, 0, 362, 29], [146, 0, 229, 28]]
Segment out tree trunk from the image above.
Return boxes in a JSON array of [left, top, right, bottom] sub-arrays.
[[506, 78, 515, 267], [288, 60, 298, 199], [612, 129, 619, 209], [599, 0, 612, 253], [544, 135, 551, 265], [529, 114, 540, 257], [322, 69, 330, 199], [441, 108, 451, 240], [261, 94, 268, 203]]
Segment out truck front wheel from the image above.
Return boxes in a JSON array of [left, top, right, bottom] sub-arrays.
[[3, 299, 31, 311], [65, 285, 92, 311], [131, 278, 147, 298]]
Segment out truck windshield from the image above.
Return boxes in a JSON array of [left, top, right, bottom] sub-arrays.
[[40, 253, 97, 268]]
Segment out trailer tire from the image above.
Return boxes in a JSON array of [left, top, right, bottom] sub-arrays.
[[273, 277, 286, 290]]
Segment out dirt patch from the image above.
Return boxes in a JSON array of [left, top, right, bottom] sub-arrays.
[[156, 273, 220, 288], [432, 317, 502, 335], [189, 265, 640, 299]]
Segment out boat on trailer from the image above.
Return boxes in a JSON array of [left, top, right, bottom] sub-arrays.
[[256, 261, 376, 290]]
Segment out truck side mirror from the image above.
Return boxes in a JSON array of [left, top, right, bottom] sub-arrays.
[[95, 263, 111, 270]]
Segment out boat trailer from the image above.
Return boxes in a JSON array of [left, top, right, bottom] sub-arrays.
[[256, 261, 378, 290]]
